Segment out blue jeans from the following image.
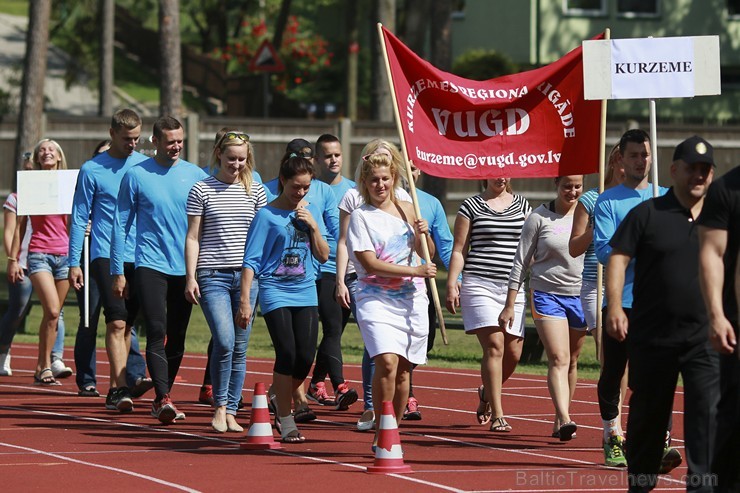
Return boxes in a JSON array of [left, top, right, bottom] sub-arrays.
[[73, 263, 147, 390], [198, 269, 256, 414], [346, 275, 374, 411]]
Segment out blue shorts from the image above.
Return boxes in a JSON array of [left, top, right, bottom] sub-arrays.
[[27, 252, 69, 280], [531, 290, 587, 330]]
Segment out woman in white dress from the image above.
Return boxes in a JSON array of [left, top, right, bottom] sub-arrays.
[[346, 152, 436, 445]]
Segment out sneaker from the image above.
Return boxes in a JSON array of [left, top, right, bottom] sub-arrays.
[[307, 382, 335, 406], [660, 445, 682, 474], [174, 405, 186, 421], [356, 409, 375, 431], [0, 350, 11, 376], [334, 382, 358, 411], [130, 377, 154, 398], [105, 388, 134, 413], [50, 359, 73, 379], [604, 436, 627, 467], [198, 385, 214, 406], [151, 394, 177, 424], [237, 395, 244, 409], [402, 397, 422, 420]]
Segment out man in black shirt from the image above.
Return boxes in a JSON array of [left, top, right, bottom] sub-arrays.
[[698, 160, 740, 493], [607, 136, 720, 492]]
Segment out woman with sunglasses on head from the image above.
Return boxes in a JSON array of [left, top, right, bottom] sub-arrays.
[[10, 140, 73, 386], [500, 175, 586, 441], [237, 156, 329, 443], [185, 130, 266, 433]]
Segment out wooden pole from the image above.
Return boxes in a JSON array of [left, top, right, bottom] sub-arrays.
[[595, 28, 610, 364], [376, 23, 448, 345]]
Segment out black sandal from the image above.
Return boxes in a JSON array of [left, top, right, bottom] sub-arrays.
[[78, 386, 100, 397], [476, 385, 492, 425], [490, 416, 512, 432], [34, 368, 60, 386], [281, 429, 305, 443]]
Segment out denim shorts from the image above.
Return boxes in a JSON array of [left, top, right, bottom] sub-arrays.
[[27, 252, 69, 280]]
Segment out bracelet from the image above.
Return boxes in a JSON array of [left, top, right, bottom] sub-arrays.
[[7, 257, 17, 262]]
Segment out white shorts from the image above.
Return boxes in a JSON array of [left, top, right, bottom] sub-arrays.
[[580, 279, 597, 331], [460, 274, 526, 338]]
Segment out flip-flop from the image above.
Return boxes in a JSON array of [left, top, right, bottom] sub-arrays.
[[293, 406, 316, 423], [476, 385, 492, 425], [281, 430, 305, 443], [490, 416, 513, 432], [34, 368, 60, 386], [78, 386, 100, 397], [557, 421, 577, 442]]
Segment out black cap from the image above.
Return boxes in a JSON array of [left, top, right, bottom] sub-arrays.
[[673, 135, 715, 167], [286, 138, 314, 158]]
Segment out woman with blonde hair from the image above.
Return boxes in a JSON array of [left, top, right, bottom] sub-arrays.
[[347, 150, 435, 449], [185, 130, 267, 433], [446, 177, 531, 432], [10, 139, 71, 386]]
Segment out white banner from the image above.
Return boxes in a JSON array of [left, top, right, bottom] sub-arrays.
[[17, 169, 79, 215], [583, 35, 721, 100]]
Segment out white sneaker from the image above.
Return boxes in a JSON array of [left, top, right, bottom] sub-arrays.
[[356, 409, 375, 432], [0, 350, 11, 376], [51, 359, 73, 379]]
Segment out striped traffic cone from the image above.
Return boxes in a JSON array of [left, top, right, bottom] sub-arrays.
[[239, 382, 283, 450], [366, 400, 413, 474]]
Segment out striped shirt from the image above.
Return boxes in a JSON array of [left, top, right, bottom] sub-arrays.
[[458, 193, 531, 282], [186, 176, 267, 269], [578, 188, 599, 282]]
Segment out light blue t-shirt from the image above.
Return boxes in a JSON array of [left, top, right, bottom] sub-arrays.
[[111, 157, 208, 276], [242, 203, 328, 314], [578, 188, 599, 283], [322, 177, 355, 274], [69, 150, 148, 266], [417, 188, 453, 270], [593, 183, 668, 308]]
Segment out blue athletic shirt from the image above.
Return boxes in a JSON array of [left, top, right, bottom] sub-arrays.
[[578, 188, 599, 283], [593, 183, 668, 308], [111, 157, 208, 276], [417, 188, 453, 270], [242, 203, 328, 314], [322, 177, 355, 274], [69, 150, 148, 266]]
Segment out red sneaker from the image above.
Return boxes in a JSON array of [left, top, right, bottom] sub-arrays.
[[402, 396, 422, 420], [307, 382, 335, 406], [334, 382, 358, 411], [151, 394, 177, 424], [199, 385, 214, 406]]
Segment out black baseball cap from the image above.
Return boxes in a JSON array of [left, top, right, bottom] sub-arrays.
[[286, 138, 314, 158], [673, 135, 715, 167]]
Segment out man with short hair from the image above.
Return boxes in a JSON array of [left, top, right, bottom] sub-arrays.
[[698, 159, 740, 493], [69, 109, 152, 409], [111, 116, 208, 424], [607, 136, 719, 492]]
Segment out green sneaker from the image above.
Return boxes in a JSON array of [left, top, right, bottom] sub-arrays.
[[604, 435, 628, 467]]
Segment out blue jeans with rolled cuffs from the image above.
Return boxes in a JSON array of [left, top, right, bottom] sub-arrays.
[[345, 275, 374, 411], [198, 268, 257, 415]]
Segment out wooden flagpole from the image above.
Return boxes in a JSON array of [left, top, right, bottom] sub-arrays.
[[376, 22, 448, 345], [595, 28, 610, 363]]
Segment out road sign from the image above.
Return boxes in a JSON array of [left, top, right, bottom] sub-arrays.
[[249, 39, 285, 73]]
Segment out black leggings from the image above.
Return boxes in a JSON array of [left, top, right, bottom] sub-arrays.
[[311, 274, 351, 390], [597, 306, 630, 421], [135, 267, 193, 400], [264, 306, 319, 380]]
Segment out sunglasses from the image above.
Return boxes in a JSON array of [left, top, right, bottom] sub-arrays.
[[362, 151, 392, 161], [218, 131, 250, 146]]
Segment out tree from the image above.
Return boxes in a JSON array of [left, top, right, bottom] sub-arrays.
[[99, 0, 114, 116], [159, 0, 183, 118], [14, 0, 51, 184], [371, 0, 395, 121]]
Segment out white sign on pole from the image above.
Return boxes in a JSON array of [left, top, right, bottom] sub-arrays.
[[583, 35, 721, 100], [17, 170, 79, 215]]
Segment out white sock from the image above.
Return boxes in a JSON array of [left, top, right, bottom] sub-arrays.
[[603, 418, 621, 442]]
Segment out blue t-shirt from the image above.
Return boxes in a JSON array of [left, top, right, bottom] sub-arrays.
[[242, 203, 328, 313], [593, 183, 668, 308], [69, 150, 148, 266], [111, 157, 208, 276], [578, 188, 599, 283], [417, 188, 453, 270], [322, 177, 355, 274]]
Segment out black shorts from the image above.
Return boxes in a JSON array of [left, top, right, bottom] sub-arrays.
[[90, 258, 139, 326]]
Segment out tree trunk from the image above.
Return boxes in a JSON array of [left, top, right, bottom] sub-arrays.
[[345, 1, 359, 121], [423, 0, 453, 204], [99, 0, 114, 117], [14, 0, 51, 186], [402, 0, 428, 55], [272, 0, 292, 54], [159, 0, 182, 118], [371, 0, 395, 122]]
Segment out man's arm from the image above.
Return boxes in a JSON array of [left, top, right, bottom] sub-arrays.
[[699, 226, 737, 354], [606, 250, 631, 342]]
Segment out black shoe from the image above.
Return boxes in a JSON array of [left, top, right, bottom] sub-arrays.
[[130, 377, 154, 398], [106, 388, 134, 413]]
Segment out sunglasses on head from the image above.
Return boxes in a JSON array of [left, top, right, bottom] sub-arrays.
[[218, 131, 250, 146], [362, 151, 392, 162]]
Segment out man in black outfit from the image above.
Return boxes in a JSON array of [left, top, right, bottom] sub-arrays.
[[698, 157, 740, 493], [606, 136, 720, 492]]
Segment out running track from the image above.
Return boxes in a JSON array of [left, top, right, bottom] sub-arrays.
[[0, 343, 689, 492]]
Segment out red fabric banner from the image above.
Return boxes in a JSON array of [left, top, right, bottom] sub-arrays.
[[381, 27, 602, 179]]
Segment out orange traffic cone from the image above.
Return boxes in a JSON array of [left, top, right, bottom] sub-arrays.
[[366, 401, 413, 474], [240, 382, 283, 450]]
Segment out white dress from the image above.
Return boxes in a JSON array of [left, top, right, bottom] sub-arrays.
[[346, 204, 429, 364]]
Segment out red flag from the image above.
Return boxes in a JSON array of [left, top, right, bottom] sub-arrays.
[[381, 27, 602, 179]]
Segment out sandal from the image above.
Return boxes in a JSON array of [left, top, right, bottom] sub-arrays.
[[293, 406, 316, 423], [476, 385, 492, 425], [274, 414, 282, 434], [282, 429, 305, 443], [78, 386, 100, 397], [34, 368, 60, 386], [556, 421, 577, 442], [490, 416, 512, 433]]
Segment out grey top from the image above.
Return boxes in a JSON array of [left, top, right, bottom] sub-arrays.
[[508, 204, 584, 296]]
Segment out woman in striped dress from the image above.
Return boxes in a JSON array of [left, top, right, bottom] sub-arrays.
[[446, 178, 531, 433], [185, 131, 267, 433]]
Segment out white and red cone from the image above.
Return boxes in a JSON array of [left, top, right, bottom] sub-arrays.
[[366, 400, 413, 474], [240, 382, 283, 450]]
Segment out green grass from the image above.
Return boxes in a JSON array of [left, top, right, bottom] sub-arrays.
[[0, 0, 28, 16]]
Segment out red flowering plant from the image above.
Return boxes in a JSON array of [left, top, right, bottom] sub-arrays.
[[211, 15, 333, 102]]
